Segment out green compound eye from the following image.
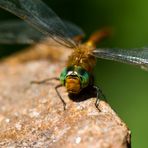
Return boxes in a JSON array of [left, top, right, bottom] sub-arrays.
[[60, 66, 90, 89], [76, 66, 90, 88], [60, 67, 68, 85]]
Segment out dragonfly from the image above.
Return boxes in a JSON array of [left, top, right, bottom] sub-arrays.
[[0, 0, 148, 109]]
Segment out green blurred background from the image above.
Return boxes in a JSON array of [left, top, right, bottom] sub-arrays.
[[0, 0, 148, 147]]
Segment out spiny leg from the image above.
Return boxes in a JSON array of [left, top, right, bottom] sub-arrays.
[[31, 78, 66, 110], [93, 85, 106, 109], [31, 77, 59, 84], [55, 84, 67, 110]]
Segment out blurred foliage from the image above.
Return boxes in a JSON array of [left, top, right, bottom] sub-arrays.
[[0, 0, 148, 147]]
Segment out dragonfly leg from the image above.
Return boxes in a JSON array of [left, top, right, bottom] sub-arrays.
[[55, 84, 66, 110], [31, 77, 66, 110], [93, 85, 106, 109], [31, 77, 59, 84]]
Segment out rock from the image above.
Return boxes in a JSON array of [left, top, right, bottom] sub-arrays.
[[0, 59, 131, 148]]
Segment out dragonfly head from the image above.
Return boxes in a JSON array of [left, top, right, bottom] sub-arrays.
[[60, 66, 90, 94], [65, 75, 81, 94]]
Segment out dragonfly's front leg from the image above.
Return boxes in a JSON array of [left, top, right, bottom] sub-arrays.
[[31, 77, 66, 110], [31, 77, 59, 84], [55, 84, 67, 110], [93, 85, 106, 110]]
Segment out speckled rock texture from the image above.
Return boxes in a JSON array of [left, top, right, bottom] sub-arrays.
[[0, 59, 131, 148]]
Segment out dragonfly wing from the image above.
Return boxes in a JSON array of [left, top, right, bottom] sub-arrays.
[[0, 20, 43, 44], [0, 0, 77, 48], [63, 20, 85, 39], [93, 48, 148, 70], [0, 20, 84, 44]]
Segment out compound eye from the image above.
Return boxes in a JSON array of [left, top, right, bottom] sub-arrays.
[[76, 67, 90, 88], [60, 67, 68, 85], [60, 66, 75, 85]]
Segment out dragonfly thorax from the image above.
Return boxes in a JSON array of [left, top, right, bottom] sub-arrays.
[[67, 44, 96, 72], [60, 66, 91, 94]]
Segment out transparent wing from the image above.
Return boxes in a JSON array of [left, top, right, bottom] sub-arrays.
[[0, 20, 43, 44], [0, 20, 84, 44], [63, 20, 84, 40], [93, 48, 148, 70], [0, 0, 80, 48]]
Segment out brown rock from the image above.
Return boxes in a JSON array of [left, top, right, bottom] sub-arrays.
[[0, 59, 131, 148]]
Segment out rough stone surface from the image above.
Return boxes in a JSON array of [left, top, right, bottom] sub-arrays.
[[0, 59, 131, 148]]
